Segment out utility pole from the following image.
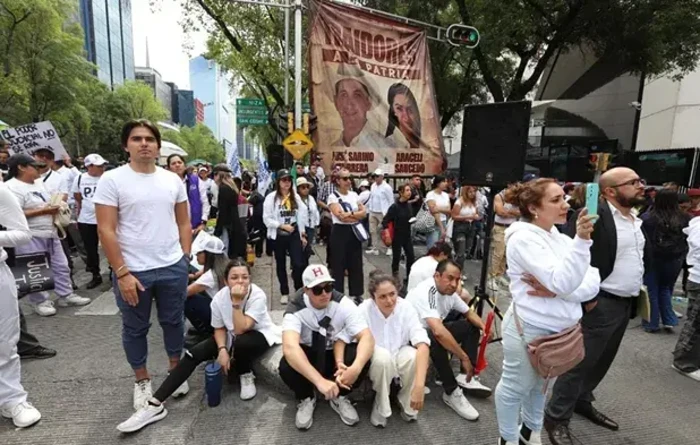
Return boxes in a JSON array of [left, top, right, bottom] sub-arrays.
[[284, 0, 290, 107], [294, 0, 302, 129]]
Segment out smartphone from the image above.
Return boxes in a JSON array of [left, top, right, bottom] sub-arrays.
[[585, 182, 600, 217]]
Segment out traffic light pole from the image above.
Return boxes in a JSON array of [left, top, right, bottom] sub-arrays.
[[284, 0, 290, 107], [294, 0, 302, 130]]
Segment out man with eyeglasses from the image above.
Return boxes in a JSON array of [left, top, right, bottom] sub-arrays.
[[543, 167, 651, 445], [279, 264, 374, 430]]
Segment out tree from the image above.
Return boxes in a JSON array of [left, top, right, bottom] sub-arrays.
[[161, 123, 225, 164]]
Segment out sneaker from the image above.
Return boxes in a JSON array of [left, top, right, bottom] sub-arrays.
[[133, 379, 153, 410], [487, 278, 501, 292], [370, 401, 387, 428], [675, 309, 684, 319], [365, 247, 376, 255], [172, 380, 189, 398], [33, 300, 56, 317], [20, 346, 56, 360], [330, 395, 359, 426], [116, 401, 167, 433], [397, 401, 417, 422], [280, 295, 289, 305], [85, 275, 103, 290], [239, 372, 257, 400], [456, 374, 492, 398], [57, 293, 91, 307], [295, 397, 316, 430], [1, 401, 41, 428], [673, 364, 700, 382], [519, 427, 543, 445], [496, 276, 510, 290], [442, 389, 479, 421], [386, 249, 392, 256]]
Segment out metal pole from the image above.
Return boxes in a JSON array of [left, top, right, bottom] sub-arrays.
[[284, 0, 290, 107], [294, 0, 302, 129]]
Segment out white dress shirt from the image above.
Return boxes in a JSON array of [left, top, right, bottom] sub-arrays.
[[600, 201, 645, 297], [359, 298, 430, 355], [368, 181, 394, 215]]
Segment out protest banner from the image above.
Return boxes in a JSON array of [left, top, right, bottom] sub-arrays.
[[0, 121, 68, 159], [308, 0, 445, 176]]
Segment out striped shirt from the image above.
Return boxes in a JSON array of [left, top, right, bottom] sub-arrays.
[[406, 278, 470, 329]]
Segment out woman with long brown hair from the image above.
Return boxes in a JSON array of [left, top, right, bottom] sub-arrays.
[[451, 185, 480, 273]]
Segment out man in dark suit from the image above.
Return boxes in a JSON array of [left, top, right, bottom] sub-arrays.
[[543, 167, 650, 445]]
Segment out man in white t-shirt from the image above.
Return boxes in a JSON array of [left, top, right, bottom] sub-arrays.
[[366, 169, 394, 255], [93, 119, 192, 411], [406, 241, 453, 293], [279, 264, 374, 430], [406, 259, 491, 421], [72, 153, 107, 290]]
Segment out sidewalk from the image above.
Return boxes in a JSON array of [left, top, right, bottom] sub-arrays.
[[1, 248, 699, 444]]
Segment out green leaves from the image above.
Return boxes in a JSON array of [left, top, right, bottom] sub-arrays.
[[161, 124, 225, 165]]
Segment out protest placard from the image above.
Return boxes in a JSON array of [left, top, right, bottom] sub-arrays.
[[0, 121, 68, 159]]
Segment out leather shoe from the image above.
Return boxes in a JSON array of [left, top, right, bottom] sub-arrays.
[[544, 418, 575, 445], [85, 275, 103, 290], [19, 346, 57, 360], [574, 404, 619, 431]]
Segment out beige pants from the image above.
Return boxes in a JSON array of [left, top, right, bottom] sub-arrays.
[[369, 346, 419, 418], [368, 211, 384, 247], [489, 224, 507, 278]]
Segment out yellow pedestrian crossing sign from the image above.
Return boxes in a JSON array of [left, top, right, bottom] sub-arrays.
[[283, 129, 314, 160]]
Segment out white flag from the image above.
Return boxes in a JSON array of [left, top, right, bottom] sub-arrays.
[[256, 148, 272, 195], [225, 139, 242, 178]]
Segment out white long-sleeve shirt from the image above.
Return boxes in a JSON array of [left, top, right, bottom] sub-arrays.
[[368, 181, 394, 215], [686, 217, 700, 284], [505, 221, 601, 332], [262, 192, 308, 240], [359, 298, 430, 355], [0, 183, 32, 263], [301, 195, 320, 228]]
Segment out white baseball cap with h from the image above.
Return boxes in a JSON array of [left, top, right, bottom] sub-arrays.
[[302, 264, 334, 288]]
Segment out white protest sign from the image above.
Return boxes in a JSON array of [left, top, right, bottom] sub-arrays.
[[0, 121, 68, 159]]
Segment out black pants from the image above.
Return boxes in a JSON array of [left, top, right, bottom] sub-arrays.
[[17, 305, 41, 355], [674, 280, 700, 372], [454, 222, 477, 268], [546, 294, 632, 422], [274, 231, 304, 295], [278, 342, 370, 400], [428, 312, 480, 395], [391, 232, 414, 278], [78, 223, 100, 275], [184, 293, 213, 334], [153, 331, 270, 402], [329, 225, 363, 297]]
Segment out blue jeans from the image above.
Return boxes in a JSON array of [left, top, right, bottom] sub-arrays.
[[184, 292, 213, 334], [113, 256, 189, 370], [425, 226, 441, 249], [495, 308, 558, 442], [643, 258, 682, 331]]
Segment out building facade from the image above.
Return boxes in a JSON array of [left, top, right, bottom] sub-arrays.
[[135, 66, 172, 119], [79, 0, 135, 88], [189, 56, 235, 144], [177, 90, 196, 127]]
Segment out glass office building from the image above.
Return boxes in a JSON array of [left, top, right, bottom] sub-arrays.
[[79, 0, 135, 88]]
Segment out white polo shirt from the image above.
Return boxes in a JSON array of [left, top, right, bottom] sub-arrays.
[[359, 298, 429, 354]]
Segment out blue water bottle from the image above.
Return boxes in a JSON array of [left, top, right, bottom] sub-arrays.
[[205, 361, 223, 407]]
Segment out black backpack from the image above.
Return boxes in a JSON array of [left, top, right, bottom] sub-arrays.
[[653, 220, 687, 257]]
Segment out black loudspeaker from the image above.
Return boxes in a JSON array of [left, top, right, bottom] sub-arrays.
[[266, 144, 285, 171], [459, 101, 532, 187]]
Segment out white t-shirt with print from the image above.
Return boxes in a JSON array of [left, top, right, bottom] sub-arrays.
[[5, 178, 55, 238], [425, 190, 450, 223], [282, 293, 368, 348], [92, 165, 188, 272], [327, 190, 361, 225], [72, 173, 101, 225], [406, 256, 439, 293], [194, 270, 221, 298], [406, 277, 470, 329], [210, 283, 281, 350]]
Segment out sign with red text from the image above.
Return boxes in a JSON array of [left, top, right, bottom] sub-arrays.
[[308, 0, 445, 176]]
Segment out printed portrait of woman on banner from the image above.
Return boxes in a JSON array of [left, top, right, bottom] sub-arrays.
[[384, 83, 424, 149]]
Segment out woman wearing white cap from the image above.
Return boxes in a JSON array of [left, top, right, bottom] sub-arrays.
[[117, 258, 280, 433], [296, 177, 320, 264], [185, 234, 229, 339]]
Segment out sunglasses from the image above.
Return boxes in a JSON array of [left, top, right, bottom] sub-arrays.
[[311, 283, 334, 295], [339, 176, 352, 181]]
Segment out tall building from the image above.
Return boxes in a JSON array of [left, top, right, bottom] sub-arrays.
[[78, 0, 135, 88], [177, 90, 196, 128], [189, 56, 235, 144], [135, 66, 172, 119]]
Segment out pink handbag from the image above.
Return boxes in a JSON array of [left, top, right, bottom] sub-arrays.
[[512, 304, 585, 390]]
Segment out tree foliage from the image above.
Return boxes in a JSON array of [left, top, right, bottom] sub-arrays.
[[161, 123, 225, 164]]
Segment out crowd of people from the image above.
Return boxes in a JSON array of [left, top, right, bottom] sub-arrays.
[[0, 119, 699, 445]]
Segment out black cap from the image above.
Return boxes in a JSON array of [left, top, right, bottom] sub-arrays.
[[277, 169, 291, 179], [8, 153, 46, 170], [212, 163, 232, 174]]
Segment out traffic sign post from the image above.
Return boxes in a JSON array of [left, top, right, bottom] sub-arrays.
[[283, 129, 314, 160], [236, 98, 268, 126]]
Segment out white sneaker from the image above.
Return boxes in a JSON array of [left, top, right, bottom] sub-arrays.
[[519, 427, 543, 445], [370, 401, 387, 428], [673, 364, 700, 382], [1, 401, 41, 428], [397, 400, 417, 422], [330, 395, 359, 426], [57, 293, 91, 307], [675, 309, 684, 319], [456, 374, 492, 398], [295, 397, 316, 430], [116, 401, 167, 433], [239, 372, 257, 400], [365, 248, 376, 254], [133, 379, 153, 410], [442, 389, 479, 421], [496, 276, 510, 289], [34, 300, 56, 317], [172, 380, 189, 398], [280, 295, 289, 305], [386, 249, 392, 256]]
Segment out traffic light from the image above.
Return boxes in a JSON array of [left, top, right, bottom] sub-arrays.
[[589, 153, 600, 171], [446, 24, 480, 48], [302, 113, 309, 134], [600, 153, 611, 171]]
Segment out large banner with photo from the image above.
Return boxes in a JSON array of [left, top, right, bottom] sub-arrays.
[[309, 0, 445, 176]]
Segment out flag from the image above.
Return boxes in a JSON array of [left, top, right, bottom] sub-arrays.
[[475, 311, 495, 375], [256, 148, 272, 195], [225, 139, 242, 178]]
